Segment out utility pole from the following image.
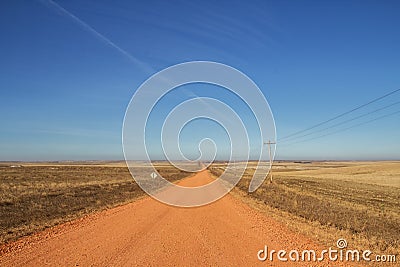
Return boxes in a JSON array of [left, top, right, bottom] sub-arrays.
[[263, 140, 276, 183]]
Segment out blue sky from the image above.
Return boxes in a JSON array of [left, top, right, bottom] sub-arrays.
[[1, 0, 399, 161]]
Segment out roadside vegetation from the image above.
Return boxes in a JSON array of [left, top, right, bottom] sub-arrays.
[[210, 161, 400, 258], [1, 160, 399, 263], [0, 163, 189, 244]]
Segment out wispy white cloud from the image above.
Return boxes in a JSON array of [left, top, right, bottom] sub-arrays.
[[29, 128, 116, 138], [40, 0, 155, 74]]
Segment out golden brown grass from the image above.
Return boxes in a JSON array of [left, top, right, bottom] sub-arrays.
[[210, 161, 400, 260], [1, 160, 399, 264], [0, 162, 190, 245]]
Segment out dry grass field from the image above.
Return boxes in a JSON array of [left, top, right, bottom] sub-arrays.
[[0, 162, 190, 245], [210, 161, 400, 257], [1, 160, 399, 263]]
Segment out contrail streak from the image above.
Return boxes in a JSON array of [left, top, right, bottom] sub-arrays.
[[40, 0, 154, 74]]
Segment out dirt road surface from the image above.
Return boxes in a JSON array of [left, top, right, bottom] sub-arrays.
[[0, 170, 342, 266]]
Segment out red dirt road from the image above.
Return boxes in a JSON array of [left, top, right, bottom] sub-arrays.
[[0, 170, 339, 266]]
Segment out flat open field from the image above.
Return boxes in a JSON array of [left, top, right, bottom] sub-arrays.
[[210, 161, 400, 256], [0, 162, 190, 244], [0, 161, 398, 266], [0, 169, 349, 266]]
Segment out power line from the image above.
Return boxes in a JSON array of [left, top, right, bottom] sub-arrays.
[[280, 109, 400, 147], [280, 100, 400, 143], [279, 88, 400, 141], [263, 140, 276, 183]]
